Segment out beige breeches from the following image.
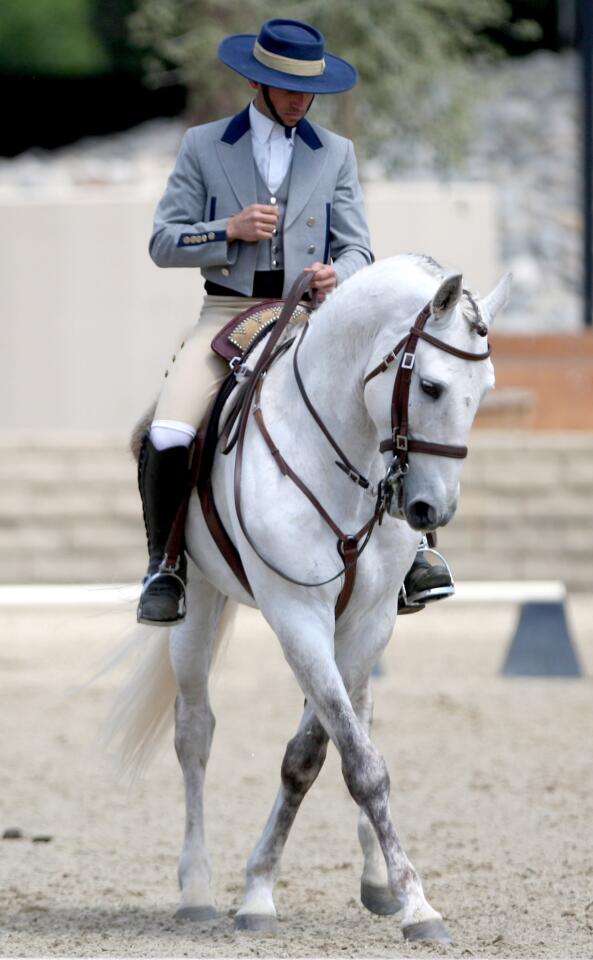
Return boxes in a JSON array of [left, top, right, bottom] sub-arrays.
[[155, 295, 266, 427]]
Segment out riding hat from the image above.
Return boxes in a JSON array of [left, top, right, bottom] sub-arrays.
[[218, 18, 358, 94]]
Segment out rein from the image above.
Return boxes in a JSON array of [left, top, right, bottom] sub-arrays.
[[233, 273, 383, 613], [230, 274, 491, 615]]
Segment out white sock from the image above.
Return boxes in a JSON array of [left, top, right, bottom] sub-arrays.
[[150, 419, 196, 451]]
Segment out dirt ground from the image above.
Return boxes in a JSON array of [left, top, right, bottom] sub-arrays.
[[2, 596, 593, 959]]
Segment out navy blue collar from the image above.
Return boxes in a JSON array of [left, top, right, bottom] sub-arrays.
[[221, 104, 323, 150]]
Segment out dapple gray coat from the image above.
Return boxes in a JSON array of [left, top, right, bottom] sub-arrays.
[[149, 105, 373, 295]]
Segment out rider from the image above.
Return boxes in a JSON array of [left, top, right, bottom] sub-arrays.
[[137, 17, 454, 625]]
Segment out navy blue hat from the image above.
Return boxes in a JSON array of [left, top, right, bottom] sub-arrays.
[[218, 18, 357, 94]]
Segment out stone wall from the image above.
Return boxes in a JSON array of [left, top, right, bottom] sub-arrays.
[[1, 432, 591, 590]]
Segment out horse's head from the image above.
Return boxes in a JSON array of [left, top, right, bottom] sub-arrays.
[[364, 270, 511, 529]]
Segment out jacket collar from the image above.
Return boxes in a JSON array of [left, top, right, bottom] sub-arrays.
[[221, 104, 323, 150]]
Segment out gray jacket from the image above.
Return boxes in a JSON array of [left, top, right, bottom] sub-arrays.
[[149, 105, 373, 296]]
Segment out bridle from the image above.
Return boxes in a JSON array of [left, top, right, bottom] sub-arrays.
[[231, 273, 491, 615], [363, 299, 491, 517]]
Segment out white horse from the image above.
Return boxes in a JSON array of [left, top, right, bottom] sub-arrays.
[[111, 254, 510, 944]]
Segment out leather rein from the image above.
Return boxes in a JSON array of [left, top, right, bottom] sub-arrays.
[[232, 273, 491, 616]]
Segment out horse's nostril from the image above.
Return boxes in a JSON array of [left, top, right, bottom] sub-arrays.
[[408, 500, 437, 530]]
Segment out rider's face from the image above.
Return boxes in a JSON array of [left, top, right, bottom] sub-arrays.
[[250, 82, 314, 126]]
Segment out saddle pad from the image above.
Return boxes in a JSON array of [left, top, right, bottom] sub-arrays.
[[211, 299, 311, 363]]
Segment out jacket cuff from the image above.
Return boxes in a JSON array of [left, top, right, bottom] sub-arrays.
[[176, 218, 238, 266]]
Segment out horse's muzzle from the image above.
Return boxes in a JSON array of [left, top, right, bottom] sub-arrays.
[[405, 498, 455, 531]]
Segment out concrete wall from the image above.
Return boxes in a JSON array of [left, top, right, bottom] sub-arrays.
[[1, 432, 590, 588], [0, 181, 499, 434]]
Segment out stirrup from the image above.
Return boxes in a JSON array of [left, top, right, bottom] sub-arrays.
[[397, 581, 426, 615], [413, 537, 455, 604], [398, 537, 455, 613]]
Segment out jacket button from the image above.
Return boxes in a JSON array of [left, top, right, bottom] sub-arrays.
[[306, 217, 316, 227], [182, 236, 190, 245], [208, 232, 215, 240], [307, 244, 316, 254], [221, 268, 230, 276]]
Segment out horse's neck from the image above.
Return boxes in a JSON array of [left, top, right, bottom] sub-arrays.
[[284, 291, 388, 477]]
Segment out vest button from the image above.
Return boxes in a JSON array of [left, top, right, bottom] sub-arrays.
[[272, 228, 278, 237], [272, 260, 279, 268], [221, 268, 230, 276], [270, 196, 277, 205]]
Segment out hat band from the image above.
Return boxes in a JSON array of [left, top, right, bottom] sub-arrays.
[[253, 40, 325, 77]]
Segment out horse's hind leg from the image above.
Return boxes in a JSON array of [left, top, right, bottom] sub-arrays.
[[169, 567, 227, 920], [352, 680, 403, 916], [235, 700, 329, 933]]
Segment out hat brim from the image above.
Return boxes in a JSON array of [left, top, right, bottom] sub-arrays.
[[218, 34, 357, 94]]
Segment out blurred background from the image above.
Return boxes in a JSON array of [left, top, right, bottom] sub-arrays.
[[0, 0, 591, 589]]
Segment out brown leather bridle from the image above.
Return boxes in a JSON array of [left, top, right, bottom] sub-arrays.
[[363, 299, 491, 516], [227, 274, 492, 615]]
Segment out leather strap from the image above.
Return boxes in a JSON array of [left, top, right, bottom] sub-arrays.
[[366, 301, 491, 466], [293, 322, 370, 489]]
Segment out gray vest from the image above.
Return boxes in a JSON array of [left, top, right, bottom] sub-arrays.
[[253, 162, 292, 273]]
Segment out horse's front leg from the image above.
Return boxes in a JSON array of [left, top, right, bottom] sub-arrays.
[[276, 607, 451, 944], [235, 701, 329, 932], [351, 679, 404, 916], [170, 570, 227, 920]]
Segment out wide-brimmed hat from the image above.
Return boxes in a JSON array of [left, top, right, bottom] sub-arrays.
[[218, 18, 357, 94]]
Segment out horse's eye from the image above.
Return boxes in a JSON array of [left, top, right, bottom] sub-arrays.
[[420, 379, 442, 400]]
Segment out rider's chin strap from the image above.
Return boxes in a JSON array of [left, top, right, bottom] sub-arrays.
[[261, 85, 315, 138]]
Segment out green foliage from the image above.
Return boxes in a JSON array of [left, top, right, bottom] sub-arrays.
[[90, 0, 143, 73], [129, 0, 514, 170], [0, 0, 109, 75]]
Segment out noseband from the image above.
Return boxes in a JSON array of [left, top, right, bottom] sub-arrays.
[[363, 301, 491, 511]]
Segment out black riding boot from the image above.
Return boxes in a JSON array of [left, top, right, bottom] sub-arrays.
[[398, 544, 454, 615], [137, 438, 189, 625]]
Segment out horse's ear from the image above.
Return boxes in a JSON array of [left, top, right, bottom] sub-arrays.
[[481, 272, 512, 327], [431, 274, 463, 320]]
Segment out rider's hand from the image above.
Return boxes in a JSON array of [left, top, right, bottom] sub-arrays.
[[227, 204, 280, 243], [305, 263, 338, 302]]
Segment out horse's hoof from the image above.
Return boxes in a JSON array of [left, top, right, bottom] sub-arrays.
[[234, 912, 278, 935], [360, 881, 403, 915], [402, 918, 452, 945], [175, 905, 217, 922]]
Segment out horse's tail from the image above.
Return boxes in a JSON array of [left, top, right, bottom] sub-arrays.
[[104, 599, 237, 780]]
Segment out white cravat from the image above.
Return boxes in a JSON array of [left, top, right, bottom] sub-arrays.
[[249, 101, 295, 194]]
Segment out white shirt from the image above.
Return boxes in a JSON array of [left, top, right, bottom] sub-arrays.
[[249, 101, 295, 194]]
